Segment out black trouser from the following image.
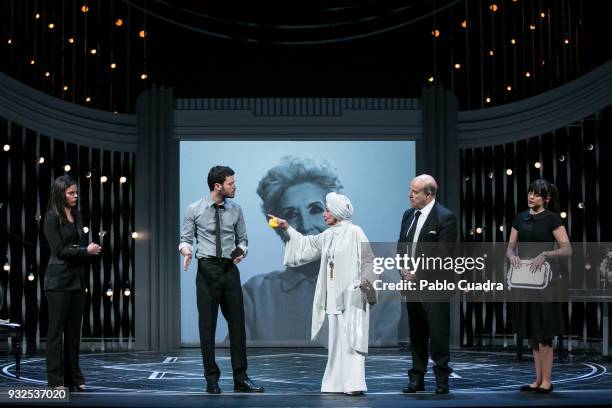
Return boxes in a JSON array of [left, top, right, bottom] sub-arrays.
[[45, 290, 86, 387], [406, 301, 452, 382], [196, 258, 247, 384]]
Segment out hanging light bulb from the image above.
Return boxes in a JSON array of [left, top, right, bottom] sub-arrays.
[[460, 20, 467, 29], [506, 169, 513, 176], [3, 263, 10, 272], [83, 226, 89, 234], [560, 212, 567, 219], [106, 288, 113, 297], [63, 85, 69, 92], [85, 171, 92, 178], [64, 164, 71, 172], [89, 48, 97, 55], [499, 225, 504, 232], [3, 144, 10, 152], [38, 156, 45, 164], [44, 71, 51, 78], [427, 76, 434, 83], [140, 73, 148, 80], [100, 176, 108, 183], [110, 63, 117, 69], [81, 5, 89, 13], [131, 232, 139, 239], [68, 37, 75, 44], [534, 162, 541, 169], [48, 23, 55, 29], [124, 288, 131, 297], [120, 176, 127, 183], [27, 273, 35, 282], [139, 30, 146, 38], [115, 18, 124, 27]]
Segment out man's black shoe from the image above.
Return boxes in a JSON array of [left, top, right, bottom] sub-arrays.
[[435, 382, 449, 395], [402, 379, 424, 393], [234, 377, 264, 393], [206, 383, 221, 394]]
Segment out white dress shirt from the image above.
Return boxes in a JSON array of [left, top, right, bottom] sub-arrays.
[[408, 199, 435, 258]]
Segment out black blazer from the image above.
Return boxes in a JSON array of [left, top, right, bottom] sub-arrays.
[[43, 211, 89, 291], [398, 202, 457, 245], [398, 201, 457, 279]]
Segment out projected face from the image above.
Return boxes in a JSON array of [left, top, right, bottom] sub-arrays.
[[278, 182, 327, 235]]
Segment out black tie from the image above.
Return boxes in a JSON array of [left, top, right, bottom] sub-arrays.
[[406, 210, 422, 256], [214, 204, 224, 259]]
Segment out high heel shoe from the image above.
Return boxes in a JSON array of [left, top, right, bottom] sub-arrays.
[[519, 384, 538, 392], [69, 384, 88, 392], [536, 384, 553, 394]]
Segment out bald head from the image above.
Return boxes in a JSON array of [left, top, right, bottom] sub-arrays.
[[409, 174, 438, 209]]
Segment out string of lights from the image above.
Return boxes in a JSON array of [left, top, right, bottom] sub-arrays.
[[1, 1, 595, 112]]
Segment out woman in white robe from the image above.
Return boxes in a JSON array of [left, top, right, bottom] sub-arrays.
[[270, 192, 377, 395]]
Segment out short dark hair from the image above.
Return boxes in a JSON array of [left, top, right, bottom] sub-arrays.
[[207, 166, 235, 191], [528, 178, 560, 213]]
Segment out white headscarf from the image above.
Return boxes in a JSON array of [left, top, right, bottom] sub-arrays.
[[325, 192, 353, 221]]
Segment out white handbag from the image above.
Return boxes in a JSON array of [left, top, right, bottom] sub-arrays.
[[507, 259, 552, 290]]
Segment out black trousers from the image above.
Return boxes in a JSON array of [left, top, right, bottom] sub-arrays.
[[196, 258, 247, 384], [406, 301, 452, 382], [45, 290, 86, 387]]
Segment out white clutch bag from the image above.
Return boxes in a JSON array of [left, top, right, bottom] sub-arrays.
[[507, 260, 552, 290]]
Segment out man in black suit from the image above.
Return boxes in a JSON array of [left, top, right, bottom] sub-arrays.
[[397, 174, 457, 395]]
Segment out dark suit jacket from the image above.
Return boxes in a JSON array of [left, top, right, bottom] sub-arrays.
[[398, 201, 457, 282], [43, 211, 89, 291]]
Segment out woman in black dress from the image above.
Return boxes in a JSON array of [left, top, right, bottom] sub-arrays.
[[506, 179, 571, 393], [44, 176, 101, 390]]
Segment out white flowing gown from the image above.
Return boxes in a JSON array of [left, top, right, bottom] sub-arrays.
[[283, 220, 376, 392]]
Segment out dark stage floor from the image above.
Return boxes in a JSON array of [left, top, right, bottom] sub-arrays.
[[1, 348, 611, 407]]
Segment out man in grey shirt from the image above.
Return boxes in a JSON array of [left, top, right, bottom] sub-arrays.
[[179, 166, 263, 394]]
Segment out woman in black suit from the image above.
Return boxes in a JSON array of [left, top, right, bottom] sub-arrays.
[[44, 175, 101, 391], [506, 179, 571, 394]]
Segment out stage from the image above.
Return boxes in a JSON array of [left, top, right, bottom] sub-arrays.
[[1, 348, 611, 407]]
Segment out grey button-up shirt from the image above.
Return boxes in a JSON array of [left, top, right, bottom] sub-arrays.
[[179, 195, 248, 259]]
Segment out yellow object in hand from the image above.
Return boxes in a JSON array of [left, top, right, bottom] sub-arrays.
[[268, 217, 279, 228]]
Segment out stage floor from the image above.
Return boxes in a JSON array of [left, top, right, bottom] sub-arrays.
[[1, 348, 611, 407]]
